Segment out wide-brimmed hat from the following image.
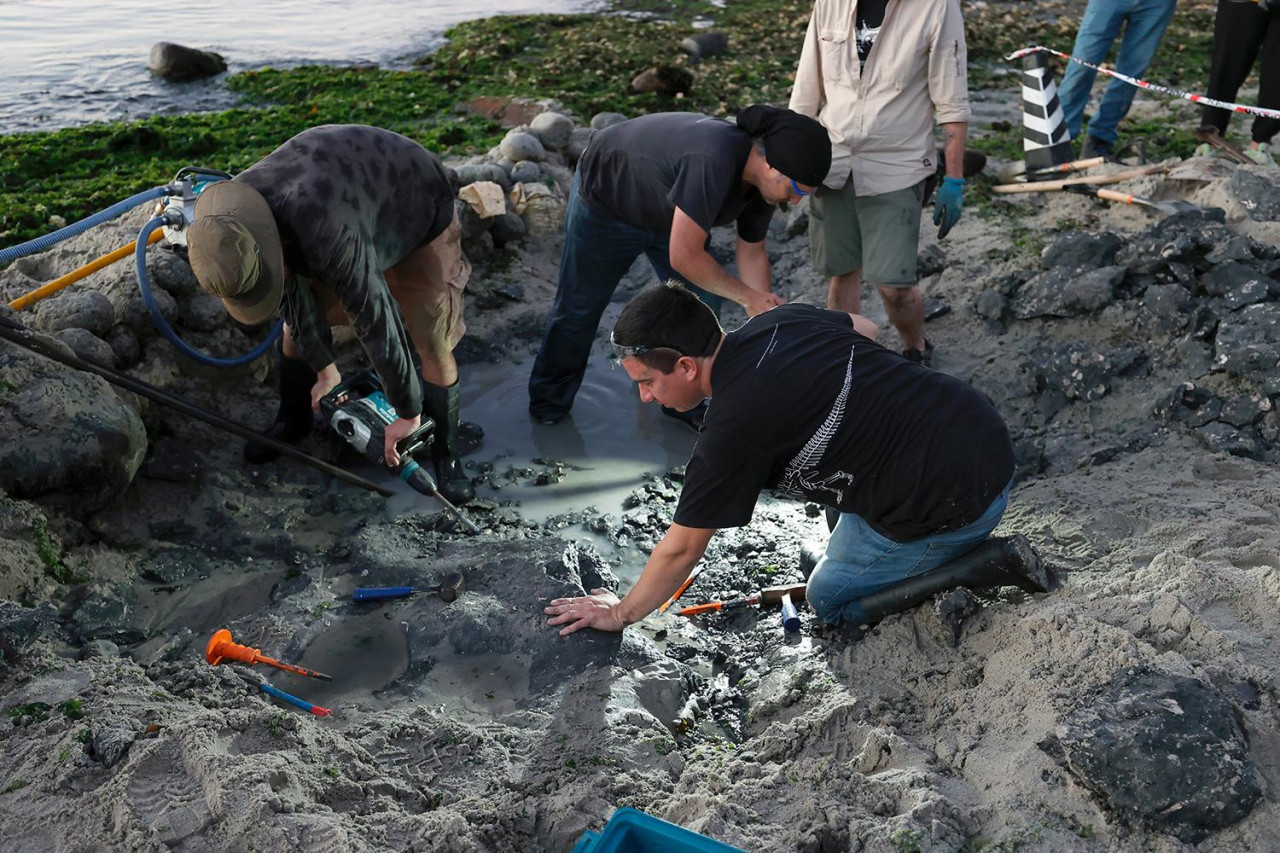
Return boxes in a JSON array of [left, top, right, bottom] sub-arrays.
[[188, 181, 284, 325]]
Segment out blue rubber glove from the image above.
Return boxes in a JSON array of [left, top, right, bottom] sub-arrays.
[[933, 176, 965, 240]]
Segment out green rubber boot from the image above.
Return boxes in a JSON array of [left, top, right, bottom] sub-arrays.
[[422, 380, 475, 505]]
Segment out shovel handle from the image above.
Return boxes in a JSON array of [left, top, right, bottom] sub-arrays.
[[1093, 188, 1135, 205]]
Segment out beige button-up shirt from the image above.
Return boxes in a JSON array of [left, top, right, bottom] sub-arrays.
[[789, 0, 970, 196]]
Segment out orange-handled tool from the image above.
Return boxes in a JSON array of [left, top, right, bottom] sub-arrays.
[[677, 594, 761, 618], [205, 629, 333, 682], [658, 565, 704, 614]]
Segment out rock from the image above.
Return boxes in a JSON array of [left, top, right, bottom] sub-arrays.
[[1230, 169, 1280, 222], [182, 290, 230, 331], [1141, 283, 1192, 332], [87, 723, 137, 768], [1205, 235, 1259, 265], [628, 65, 694, 96], [679, 32, 729, 62], [1214, 302, 1280, 382], [53, 328, 114, 367], [917, 244, 947, 278], [458, 181, 508, 219], [146, 249, 201, 298], [529, 112, 575, 151], [79, 639, 120, 660], [0, 602, 57, 665], [1037, 342, 1144, 402], [455, 163, 512, 192], [1040, 232, 1123, 272], [490, 213, 527, 248], [974, 289, 1007, 320], [454, 199, 492, 242], [509, 160, 543, 184], [104, 324, 140, 370], [500, 131, 547, 163], [1043, 668, 1260, 842], [105, 273, 179, 335], [590, 112, 628, 130], [455, 95, 548, 128], [567, 127, 595, 164], [142, 438, 204, 484], [783, 197, 810, 240], [1194, 422, 1267, 459], [1153, 382, 1222, 427], [33, 290, 115, 337], [146, 42, 227, 82], [1012, 266, 1124, 319], [0, 333, 147, 512], [1219, 393, 1272, 427]]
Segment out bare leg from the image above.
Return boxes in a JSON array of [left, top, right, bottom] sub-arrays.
[[878, 285, 926, 352], [828, 269, 862, 314]]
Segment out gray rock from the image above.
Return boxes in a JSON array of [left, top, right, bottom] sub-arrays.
[[1230, 169, 1280, 221], [79, 639, 120, 660], [500, 131, 547, 163], [454, 199, 492, 242], [443, 166, 461, 194], [147, 42, 227, 82], [33, 290, 115, 337], [87, 723, 137, 768], [679, 32, 729, 61], [1012, 266, 1124, 319], [106, 273, 179, 335], [1200, 261, 1265, 298], [1195, 422, 1267, 459], [529, 112, 575, 151], [0, 602, 57, 665], [918, 244, 947, 278], [490, 212, 527, 248], [509, 160, 543, 184], [1037, 342, 1143, 402], [784, 197, 810, 240], [182, 291, 229, 331], [974, 289, 1007, 320], [105, 324, 141, 369], [1041, 667, 1262, 842], [142, 438, 204, 484], [1153, 382, 1222, 427], [455, 163, 511, 191], [146, 249, 201, 298], [1214, 302, 1280, 382], [567, 127, 595, 164], [590, 112, 628, 130], [1040, 232, 1122, 272], [53, 328, 115, 367], [1220, 393, 1272, 427], [1175, 338, 1214, 379], [68, 584, 143, 644], [0, 334, 147, 512], [1141, 283, 1192, 331], [1205, 235, 1259, 265]]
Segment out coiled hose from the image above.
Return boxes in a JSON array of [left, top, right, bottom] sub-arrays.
[[135, 216, 281, 367], [0, 185, 171, 265]]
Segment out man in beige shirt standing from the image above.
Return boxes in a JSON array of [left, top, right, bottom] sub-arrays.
[[790, 0, 970, 367]]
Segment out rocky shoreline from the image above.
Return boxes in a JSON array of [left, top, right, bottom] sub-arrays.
[[3, 4, 1280, 850]]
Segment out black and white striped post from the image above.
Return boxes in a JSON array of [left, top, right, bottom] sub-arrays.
[[1021, 50, 1073, 175]]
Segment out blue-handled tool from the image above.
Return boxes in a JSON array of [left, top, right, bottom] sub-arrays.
[[780, 592, 801, 633], [352, 571, 464, 604], [260, 682, 333, 717]]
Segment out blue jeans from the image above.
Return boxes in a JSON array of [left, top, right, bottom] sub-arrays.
[[807, 479, 1013, 626], [528, 173, 722, 420], [1056, 0, 1177, 145]]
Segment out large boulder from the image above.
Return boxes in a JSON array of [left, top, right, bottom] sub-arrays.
[[0, 333, 147, 512], [529, 112, 575, 151], [147, 42, 227, 82]]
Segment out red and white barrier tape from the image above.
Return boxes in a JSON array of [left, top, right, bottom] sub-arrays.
[[1008, 45, 1280, 121]]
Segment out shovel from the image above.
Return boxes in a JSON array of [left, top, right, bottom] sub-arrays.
[[1062, 183, 1200, 215]]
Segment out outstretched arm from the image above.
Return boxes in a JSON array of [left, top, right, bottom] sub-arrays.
[[670, 209, 783, 317]]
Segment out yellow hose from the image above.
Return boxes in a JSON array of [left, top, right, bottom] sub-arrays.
[[8, 229, 164, 312]]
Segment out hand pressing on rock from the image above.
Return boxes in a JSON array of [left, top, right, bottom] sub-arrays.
[[545, 590, 626, 635]]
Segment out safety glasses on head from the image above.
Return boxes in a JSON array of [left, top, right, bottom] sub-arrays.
[[789, 178, 814, 197]]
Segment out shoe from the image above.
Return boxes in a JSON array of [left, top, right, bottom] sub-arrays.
[[856, 534, 1048, 625], [902, 339, 935, 369], [1244, 142, 1277, 167], [244, 346, 314, 464], [661, 400, 707, 433], [1080, 135, 1112, 159], [422, 380, 476, 505]]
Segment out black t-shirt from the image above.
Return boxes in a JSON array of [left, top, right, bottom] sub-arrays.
[[856, 0, 889, 65], [672, 305, 1015, 542], [577, 112, 775, 243]]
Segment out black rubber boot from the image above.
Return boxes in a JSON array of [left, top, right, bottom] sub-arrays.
[[245, 347, 314, 464], [857, 534, 1047, 624], [422, 380, 475, 505]]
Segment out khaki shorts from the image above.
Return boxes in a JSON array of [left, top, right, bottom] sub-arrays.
[[318, 211, 470, 354], [809, 179, 924, 286]]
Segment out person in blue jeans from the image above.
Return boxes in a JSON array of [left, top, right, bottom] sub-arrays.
[[544, 283, 1048, 636], [527, 105, 831, 425], [1056, 0, 1178, 158]]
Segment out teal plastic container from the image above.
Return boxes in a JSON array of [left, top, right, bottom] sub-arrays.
[[571, 808, 745, 853]]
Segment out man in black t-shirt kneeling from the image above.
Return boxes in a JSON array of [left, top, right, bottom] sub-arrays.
[[545, 283, 1047, 635]]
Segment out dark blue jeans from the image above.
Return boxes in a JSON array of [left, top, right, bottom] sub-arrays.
[[528, 173, 721, 421]]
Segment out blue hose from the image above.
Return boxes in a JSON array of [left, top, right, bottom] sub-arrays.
[[135, 216, 282, 366], [0, 185, 171, 265]]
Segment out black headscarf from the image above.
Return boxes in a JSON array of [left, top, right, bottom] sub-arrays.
[[737, 104, 831, 186]]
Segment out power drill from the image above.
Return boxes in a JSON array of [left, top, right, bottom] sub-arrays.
[[319, 369, 439, 496]]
